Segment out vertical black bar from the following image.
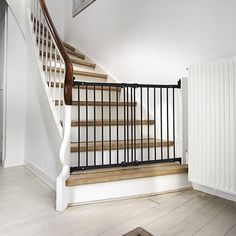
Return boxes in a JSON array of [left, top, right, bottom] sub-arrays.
[[131, 87, 133, 162], [167, 88, 169, 159], [116, 86, 119, 164], [140, 87, 143, 162], [109, 86, 112, 165], [134, 87, 137, 162], [78, 86, 80, 168], [86, 86, 88, 167], [147, 87, 150, 161], [126, 87, 129, 163], [173, 88, 176, 158], [94, 86, 96, 166], [160, 88, 163, 159], [154, 88, 157, 160], [101, 87, 104, 165], [123, 87, 126, 164]]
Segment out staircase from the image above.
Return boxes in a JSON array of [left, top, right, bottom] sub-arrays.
[[29, 0, 189, 211]]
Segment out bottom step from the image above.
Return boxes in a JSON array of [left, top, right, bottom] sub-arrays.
[[66, 162, 188, 186]]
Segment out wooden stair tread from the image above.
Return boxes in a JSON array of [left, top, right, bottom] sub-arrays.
[[74, 70, 107, 79], [40, 51, 61, 60], [36, 29, 84, 59], [37, 38, 54, 48], [35, 29, 82, 58], [66, 163, 188, 186], [37, 39, 94, 68], [70, 139, 174, 152], [67, 49, 85, 60], [38, 46, 95, 68], [63, 42, 75, 52], [40, 51, 88, 65], [55, 100, 137, 106], [34, 22, 76, 52], [48, 82, 121, 92], [37, 38, 72, 53], [70, 120, 155, 127], [43, 66, 108, 79], [71, 58, 96, 69]]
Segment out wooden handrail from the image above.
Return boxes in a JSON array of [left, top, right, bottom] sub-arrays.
[[39, 0, 73, 105]]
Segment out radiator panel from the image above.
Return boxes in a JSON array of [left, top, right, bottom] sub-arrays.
[[188, 58, 236, 195]]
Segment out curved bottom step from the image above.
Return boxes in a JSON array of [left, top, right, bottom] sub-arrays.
[[66, 162, 188, 186]]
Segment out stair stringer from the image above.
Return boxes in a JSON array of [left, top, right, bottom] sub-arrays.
[[27, 9, 74, 211], [24, 9, 63, 190], [27, 9, 63, 137]]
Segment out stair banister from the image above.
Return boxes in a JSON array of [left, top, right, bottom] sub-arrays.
[[38, 0, 73, 105], [31, 0, 73, 211]]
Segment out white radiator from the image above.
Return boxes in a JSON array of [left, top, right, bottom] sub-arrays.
[[188, 58, 236, 195]]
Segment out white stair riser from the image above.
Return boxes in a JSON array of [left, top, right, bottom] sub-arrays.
[[67, 173, 191, 206], [46, 71, 107, 82], [70, 147, 175, 168], [49, 86, 121, 101], [70, 125, 155, 142], [43, 61, 94, 72], [57, 106, 145, 121]]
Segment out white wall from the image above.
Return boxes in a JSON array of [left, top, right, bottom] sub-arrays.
[[3, 8, 26, 167], [64, 0, 236, 84], [45, 0, 65, 38], [0, 1, 6, 162], [5, 0, 27, 36], [6, 0, 64, 38]]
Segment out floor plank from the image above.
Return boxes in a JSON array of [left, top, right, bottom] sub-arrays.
[[0, 165, 236, 236]]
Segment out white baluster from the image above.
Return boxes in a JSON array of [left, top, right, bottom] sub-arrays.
[[58, 58, 63, 123], [49, 37, 53, 93], [41, 17, 45, 63], [53, 49, 57, 103], [45, 26, 49, 81], [39, 9, 42, 56]]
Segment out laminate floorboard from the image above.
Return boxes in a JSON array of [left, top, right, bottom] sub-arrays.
[[0, 165, 236, 236]]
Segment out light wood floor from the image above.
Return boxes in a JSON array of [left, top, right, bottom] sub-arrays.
[[0, 166, 236, 236]]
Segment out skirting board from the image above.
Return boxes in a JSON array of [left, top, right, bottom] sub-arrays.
[[193, 183, 236, 203], [3, 157, 24, 168], [68, 173, 191, 205], [24, 160, 56, 191]]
